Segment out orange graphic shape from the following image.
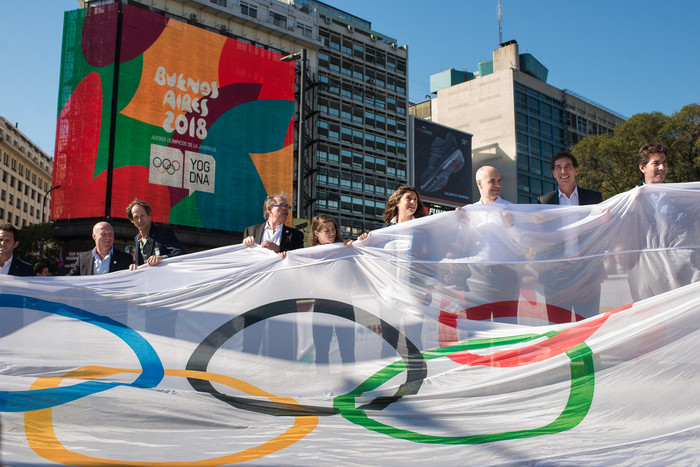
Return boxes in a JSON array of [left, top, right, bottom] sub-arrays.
[[250, 144, 294, 205], [120, 20, 226, 128]]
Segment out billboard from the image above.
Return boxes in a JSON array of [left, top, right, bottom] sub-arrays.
[[51, 4, 295, 232], [410, 116, 472, 207]]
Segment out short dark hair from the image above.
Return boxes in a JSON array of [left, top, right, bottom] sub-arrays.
[[33, 262, 49, 274], [550, 151, 578, 171], [637, 143, 668, 167], [126, 199, 152, 220], [0, 223, 19, 243]]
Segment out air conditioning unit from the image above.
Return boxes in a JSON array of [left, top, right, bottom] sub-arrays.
[[370, 34, 377, 41], [189, 13, 198, 21], [347, 24, 354, 33], [324, 16, 332, 24]]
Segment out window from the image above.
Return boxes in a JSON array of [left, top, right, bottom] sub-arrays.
[[296, 23, 312, 38], [270, 12, 287, 29], [240, 1, 257, 18], [210, 0, 228, 7]]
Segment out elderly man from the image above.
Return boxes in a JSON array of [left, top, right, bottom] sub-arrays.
[[638, 143, 668, 184], [126, 198, 185, 269], [242, 192, 304, 253], [0, 223, 33, 277], [68, 222, 133, 275], [474, 165, 511, 204], [538, 151, 602, 205]]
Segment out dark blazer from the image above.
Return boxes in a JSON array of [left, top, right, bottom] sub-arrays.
[[134, 224, 185, 266], [243, 222, 304, 252], [537, 186, 602, 205], [8, 256, 34, 276], [68, 248, 134, 276]]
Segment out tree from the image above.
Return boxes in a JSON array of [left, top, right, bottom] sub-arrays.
[[14, 222, 63, 273], [661, 104, 700, 182], [573, 104, 699, 199]]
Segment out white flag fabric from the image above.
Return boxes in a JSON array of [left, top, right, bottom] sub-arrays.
[[1, 183, 699, 465]]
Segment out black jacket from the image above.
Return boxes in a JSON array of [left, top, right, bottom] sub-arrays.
[[134, 225, 185, 265], [68, 248, 134, 276]]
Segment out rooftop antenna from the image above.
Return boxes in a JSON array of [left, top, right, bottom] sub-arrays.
[[498, 0, 503, 45]]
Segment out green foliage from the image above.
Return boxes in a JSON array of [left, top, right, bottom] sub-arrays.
[[573, 104, 700, 199], [14, 222, 63, 273]]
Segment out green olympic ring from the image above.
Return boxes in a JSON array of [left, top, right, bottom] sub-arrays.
[[333, 331, 595, 444]]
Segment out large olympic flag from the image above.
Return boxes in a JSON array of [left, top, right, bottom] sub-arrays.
[[2, 183, 699, 465], [51, 4, 295, 231]]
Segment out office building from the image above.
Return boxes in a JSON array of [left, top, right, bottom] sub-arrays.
[[0, 116, 54, 228], [425, 40, 625, 203], [80, 0, 409, 237]]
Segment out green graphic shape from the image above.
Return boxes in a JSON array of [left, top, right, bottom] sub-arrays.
[[334, 333, 595, 444]]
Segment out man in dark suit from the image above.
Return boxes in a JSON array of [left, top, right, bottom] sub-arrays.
[[0, 223, 34, 336], [242, 192, 304, 253], [241, 192, 304, 358], [538, 151, 602, 206], [0, 223, 33, 277], [536, 152, 604, 320], [68, 222, 133, 276], [126, 198, 185, 269]]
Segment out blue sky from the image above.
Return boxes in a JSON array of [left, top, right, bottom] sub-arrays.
[[1, 0, 698, 158]]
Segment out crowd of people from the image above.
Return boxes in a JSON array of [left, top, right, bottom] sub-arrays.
[[0, 198, 186, 278], [1, 142, 695, 361]]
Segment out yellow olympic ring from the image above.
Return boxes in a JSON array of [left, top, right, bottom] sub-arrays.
[[25, 366, 318, 465]]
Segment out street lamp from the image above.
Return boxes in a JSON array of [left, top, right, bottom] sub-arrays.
[[280, 49, 307, 219], [39, 185, 61, 264]]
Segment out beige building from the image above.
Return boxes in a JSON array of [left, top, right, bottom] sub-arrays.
[[0, 116, 54, 227], [426, 41, 625, 203]]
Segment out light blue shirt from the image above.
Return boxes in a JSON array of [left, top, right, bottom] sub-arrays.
[[92, 248, 113, 275]]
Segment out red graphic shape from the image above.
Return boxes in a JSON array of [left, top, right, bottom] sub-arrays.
[[51, 72, 104, 219]]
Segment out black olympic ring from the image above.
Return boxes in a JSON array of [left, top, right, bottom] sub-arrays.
[[185, 298, 427, 417], [152, 156, 181, 175]]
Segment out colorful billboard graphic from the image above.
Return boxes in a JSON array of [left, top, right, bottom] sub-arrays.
[[410, 117, 472, 207], [51, 4, 295, 231]]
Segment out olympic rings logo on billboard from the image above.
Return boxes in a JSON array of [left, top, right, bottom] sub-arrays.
[[152, 157, 181, 175]]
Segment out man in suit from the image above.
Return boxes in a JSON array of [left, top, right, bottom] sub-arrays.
[[126, 198, 185, 269], [536, 151, 604, 320], [68, 222, 133, 276], [0, 224, 33, 336], [538, 151, 602, 205], [242, 192, 304, 253], [0, 223, 33, 277], [241, 192, 304, 359]]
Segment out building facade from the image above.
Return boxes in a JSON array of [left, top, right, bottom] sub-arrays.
[[0, 116, 54, 228], [83, 0, 408, 237], [427, 41, 625, 203]]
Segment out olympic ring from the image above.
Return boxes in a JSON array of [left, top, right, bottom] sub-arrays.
[[0, 295, 163, 412], [334, 333, 596, 444], [152, 156, 181, 175], [186, 299, 427, 416], [25, 366, 317, 465]]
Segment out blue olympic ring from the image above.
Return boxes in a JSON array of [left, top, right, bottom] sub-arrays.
[[0, 294, 164, 412], [152, 157, 180, 175]]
